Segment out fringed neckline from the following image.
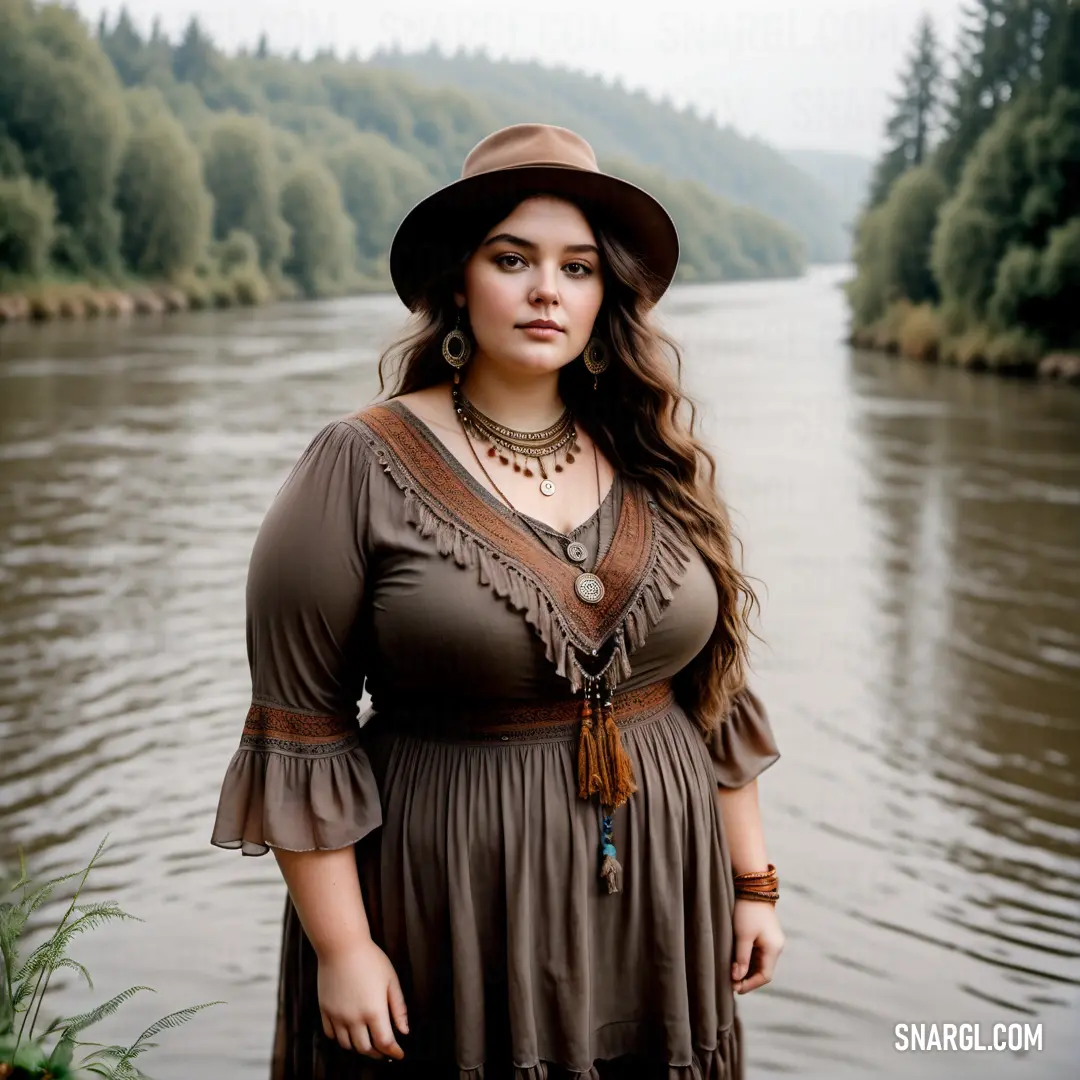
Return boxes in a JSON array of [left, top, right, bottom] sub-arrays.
[[346, 402, 692, 697]]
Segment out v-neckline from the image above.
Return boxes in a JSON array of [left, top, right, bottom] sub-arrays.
[[389, 398, 618, 540], [355, 401, 659, 656]]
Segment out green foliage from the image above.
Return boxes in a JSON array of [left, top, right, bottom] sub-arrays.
[[936, 0, 1066, 186], [0, 2, 129, 272], [605, 157, 805, 283], [0, 174, 57, 277], [846, 207, 890, 326], [280, 159, 356, 297], [0, 836, 221, 1079], [1035, 215, 1080, 347], [851, 7, 1079, 362], [368, 47, 848, 261], [881, 166, 948, 305], [202, 113, 290, 272], [987, 243, 1044, 330], [324, 133, 436, 267], [847, 167, 947, 325], [115, 89, 210, 278], [868, 15, 944, 206]]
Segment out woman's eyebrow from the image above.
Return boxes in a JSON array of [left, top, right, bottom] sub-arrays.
[[482, 233, 600, 256]]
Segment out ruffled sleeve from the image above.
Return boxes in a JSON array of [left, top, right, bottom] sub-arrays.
[[704, 686, 781, 789], [211, 420, 382, 856]]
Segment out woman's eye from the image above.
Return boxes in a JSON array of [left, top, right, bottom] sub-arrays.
[[565, 262, 593, 277], [496, 254, 525, 269]]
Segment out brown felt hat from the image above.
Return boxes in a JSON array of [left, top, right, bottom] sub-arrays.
[[389, 123, 680, 311]]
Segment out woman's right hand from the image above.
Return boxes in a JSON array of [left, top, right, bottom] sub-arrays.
[[317, 938, 409, 1059]]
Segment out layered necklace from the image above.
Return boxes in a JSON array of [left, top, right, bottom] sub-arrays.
[[452, 384, 606, 605], [452, 383, 579, 497]]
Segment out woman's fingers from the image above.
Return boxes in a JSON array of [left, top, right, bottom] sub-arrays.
[[368, 1012, 404, 1060], [350, 1022, 379, 1058], [331, 1020, 354, 1051], [736, 937, 784, 994], [737, 969, 770, 994], [731, 932, 755, 983], [388, 970, 410, 1035]]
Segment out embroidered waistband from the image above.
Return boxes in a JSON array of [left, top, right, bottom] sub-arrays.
[[386, 678, 674, 744]]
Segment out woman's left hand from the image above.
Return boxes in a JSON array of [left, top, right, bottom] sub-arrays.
[[731, 898, 785, 994]]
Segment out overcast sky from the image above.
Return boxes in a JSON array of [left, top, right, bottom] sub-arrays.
[[74, 0, 965, 157]]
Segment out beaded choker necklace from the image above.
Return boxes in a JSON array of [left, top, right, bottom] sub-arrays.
[[452, 384, 580, 496]]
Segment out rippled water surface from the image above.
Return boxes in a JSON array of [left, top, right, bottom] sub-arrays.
[[2, 267, 1078, 1078]]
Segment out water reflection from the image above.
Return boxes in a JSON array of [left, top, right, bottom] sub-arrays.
[[849, 350, 1080, 1055]]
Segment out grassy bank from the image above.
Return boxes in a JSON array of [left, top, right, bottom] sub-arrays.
[[0, 267, 393, 325], [849, 299, 1080, 386]]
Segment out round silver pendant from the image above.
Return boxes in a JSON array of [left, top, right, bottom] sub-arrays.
[[574, 572, 605, 605], [566, 540, 588, 563], [540, 478, 556, 497]]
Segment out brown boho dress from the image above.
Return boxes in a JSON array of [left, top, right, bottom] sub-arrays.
[[211, 401, 780, 1080]]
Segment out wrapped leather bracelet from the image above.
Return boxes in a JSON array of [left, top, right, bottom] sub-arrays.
[[733, 863, 779, 903]]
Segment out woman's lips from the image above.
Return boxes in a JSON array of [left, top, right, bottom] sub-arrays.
[[518, 326, 564, 339]]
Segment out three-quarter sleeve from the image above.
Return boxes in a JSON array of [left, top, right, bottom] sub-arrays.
[[211, 421, 382, 856], [704, 686, 781, 789]]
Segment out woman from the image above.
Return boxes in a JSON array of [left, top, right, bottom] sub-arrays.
[[212, 123, 784, 1079]]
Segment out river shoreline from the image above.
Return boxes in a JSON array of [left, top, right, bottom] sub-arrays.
[[846, 300, 1080, 387], [0, 275, 392, 325]]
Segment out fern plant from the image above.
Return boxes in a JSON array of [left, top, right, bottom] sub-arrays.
[[0, 836, 222, 1079]]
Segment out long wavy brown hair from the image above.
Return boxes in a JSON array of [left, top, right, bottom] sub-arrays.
[[377, 191, 757, 730]]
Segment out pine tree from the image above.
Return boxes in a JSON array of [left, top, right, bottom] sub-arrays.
[[936, 0, 1062, 185], [172, 17, 217, 86], [99, 6, 147, 88], [868, 14, 943, 206], [1041, 0, 1080, 96], [256, 33, 270, 61]]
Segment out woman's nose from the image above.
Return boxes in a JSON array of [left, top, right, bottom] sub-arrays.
[[530, 268, 560, 306]]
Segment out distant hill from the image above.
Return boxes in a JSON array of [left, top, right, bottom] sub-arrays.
[[367, 46, 851, 263], [783, 149, 873, 233]]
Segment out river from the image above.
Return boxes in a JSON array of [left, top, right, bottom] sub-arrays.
[[1, 265, 1077, 1078]]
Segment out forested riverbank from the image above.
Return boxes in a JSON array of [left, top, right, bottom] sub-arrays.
[[0, 1, 824, 326], [847, 0, 1080, 385]]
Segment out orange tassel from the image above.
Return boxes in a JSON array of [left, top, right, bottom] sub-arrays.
[[577, 698, 602, 799], [602, 702, 637, 809], [592, 702, 614, 805]]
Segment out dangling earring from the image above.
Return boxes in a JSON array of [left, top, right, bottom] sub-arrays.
[[583, 337, 609, 390], [442, 310, 473, 384]]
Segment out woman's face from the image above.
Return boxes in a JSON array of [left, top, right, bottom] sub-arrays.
[[455, 195, 604, 379]]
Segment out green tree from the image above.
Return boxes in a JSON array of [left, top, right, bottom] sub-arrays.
[[0, 173, 56, 276], [931, 94, 1039, 317], [868, 15, 944, 206], [325, 133, 435, 266], [115, 89, 211, 277], [0, 1, 129, 271], [279, 160, 355, 296], [881, 165, 949, 303], [202, 113, 290, 271], [846, 206, 891, 326], [936, 0, 1062, 186], [172, 16, 217, 87], [1036, 215, 1080, 346], [98, 6, 146, 87]]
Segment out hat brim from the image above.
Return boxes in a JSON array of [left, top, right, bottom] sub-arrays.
[[389, 165, 680, 311]]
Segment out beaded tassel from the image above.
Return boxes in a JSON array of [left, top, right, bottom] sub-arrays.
[[600, 810, 622, 894], [577, 674, 638, 893], [601, 693, 637, 809], [577, 686, 602, 800]]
